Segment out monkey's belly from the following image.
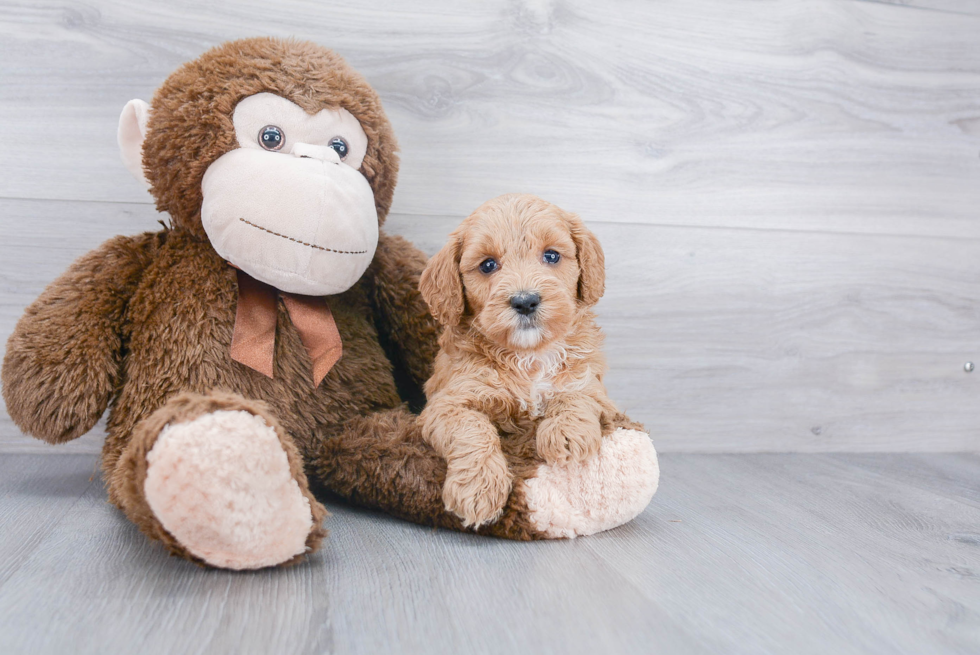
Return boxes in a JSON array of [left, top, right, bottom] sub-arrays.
[[104, 259, 402, 467]]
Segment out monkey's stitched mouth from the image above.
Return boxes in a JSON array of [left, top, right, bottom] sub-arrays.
[[238, 218, 368, 255]]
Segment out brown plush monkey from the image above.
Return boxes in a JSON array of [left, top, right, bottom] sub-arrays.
[[2, 38, 659, 569]]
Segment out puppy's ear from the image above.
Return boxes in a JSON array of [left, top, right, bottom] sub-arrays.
[[420, 235, 465, 326], [565, 212, 605, 306]]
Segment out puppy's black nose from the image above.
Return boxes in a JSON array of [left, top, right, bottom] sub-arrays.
[[510, 292, 541, 316]]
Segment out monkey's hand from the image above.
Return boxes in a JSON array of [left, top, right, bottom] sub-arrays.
[[2, 232, 162, 443]]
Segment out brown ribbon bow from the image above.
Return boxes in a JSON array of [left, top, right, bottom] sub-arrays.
[[230, 268, 342, 387]]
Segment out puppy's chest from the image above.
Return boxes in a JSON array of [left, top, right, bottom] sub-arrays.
[[508, 363, 590, 420], [522, 371, 557, 418]]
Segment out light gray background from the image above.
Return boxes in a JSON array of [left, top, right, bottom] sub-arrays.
[[1, 2, 979, 654], [2, 0, 978, 454]]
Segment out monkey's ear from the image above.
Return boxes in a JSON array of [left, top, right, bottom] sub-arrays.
[[118, 99, 151, 189], [565, 211, 606, 306], [419, 236, 464, 326]]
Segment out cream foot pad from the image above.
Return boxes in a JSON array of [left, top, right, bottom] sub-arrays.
[[144, 410, 314, 569], [523, 428, 660, 538]]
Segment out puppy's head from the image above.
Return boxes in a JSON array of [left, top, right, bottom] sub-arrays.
[[420, 194, 604, 351]]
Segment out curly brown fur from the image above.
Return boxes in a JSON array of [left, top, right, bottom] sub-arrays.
[[419, 194, 623, 527], [2, 231, 165, 443]]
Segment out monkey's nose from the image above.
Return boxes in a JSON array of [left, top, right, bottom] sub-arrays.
[[291, 143, 341, 164], [510, 292, 541, 316]]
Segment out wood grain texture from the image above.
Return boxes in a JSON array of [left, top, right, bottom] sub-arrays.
[[1, 0, 979, 453], [2, 0, 978, 236], [0, 453, 977, 654]]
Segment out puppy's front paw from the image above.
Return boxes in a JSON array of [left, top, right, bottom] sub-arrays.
[[442, 450, 513, 528], [536, 412, 603, 465]]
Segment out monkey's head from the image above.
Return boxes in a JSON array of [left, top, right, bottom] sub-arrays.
[[118, 38, 398, 296]]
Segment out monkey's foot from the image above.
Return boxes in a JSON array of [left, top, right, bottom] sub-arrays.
[[143, 409, 317, 569], [522, 428, 659, 538]]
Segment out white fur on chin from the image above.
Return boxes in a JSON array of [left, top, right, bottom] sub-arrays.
[[509, 325, 543, 349]]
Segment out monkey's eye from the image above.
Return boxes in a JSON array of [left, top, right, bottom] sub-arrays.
[[543, 250, 561, 264], [479, 258, 499, 274], [328, 137, 349, 160], [258, 125, 285, 151]]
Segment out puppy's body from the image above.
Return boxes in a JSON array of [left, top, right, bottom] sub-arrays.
[[425, 320, 611, 435], [419, 194, 622, 527]]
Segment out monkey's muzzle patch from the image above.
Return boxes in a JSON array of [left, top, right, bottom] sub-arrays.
[[201, 147, 379, 296]]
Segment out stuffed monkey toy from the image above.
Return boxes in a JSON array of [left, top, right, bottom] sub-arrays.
[[2, 38, 659, 569]]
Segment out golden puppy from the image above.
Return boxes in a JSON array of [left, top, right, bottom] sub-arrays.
[[419, 193, 621, 527]]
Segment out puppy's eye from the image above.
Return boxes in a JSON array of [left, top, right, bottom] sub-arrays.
[[479, 258, 499, 274], [543, 250, 561, 264], [258, 125, 285, 151]]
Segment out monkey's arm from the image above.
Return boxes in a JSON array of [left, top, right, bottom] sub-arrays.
[[367, 231, 442, 402], [2, 231, 163, 443]]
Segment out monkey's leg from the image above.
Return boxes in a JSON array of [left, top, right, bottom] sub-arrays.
[[108, 391, 327, 569], [311, 408, 660, 540]]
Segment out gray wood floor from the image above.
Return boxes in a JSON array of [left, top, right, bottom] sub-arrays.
[[0, 453, 977, 655]]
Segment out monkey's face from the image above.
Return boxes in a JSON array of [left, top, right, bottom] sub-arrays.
[[118, 38, 401, 297], [200, 93, 378, 295]]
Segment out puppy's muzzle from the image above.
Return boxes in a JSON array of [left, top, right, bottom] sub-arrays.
[[510, 291, 541, 316]]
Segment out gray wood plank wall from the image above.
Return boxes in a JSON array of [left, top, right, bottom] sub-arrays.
[[1, 0, 978, 453]]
